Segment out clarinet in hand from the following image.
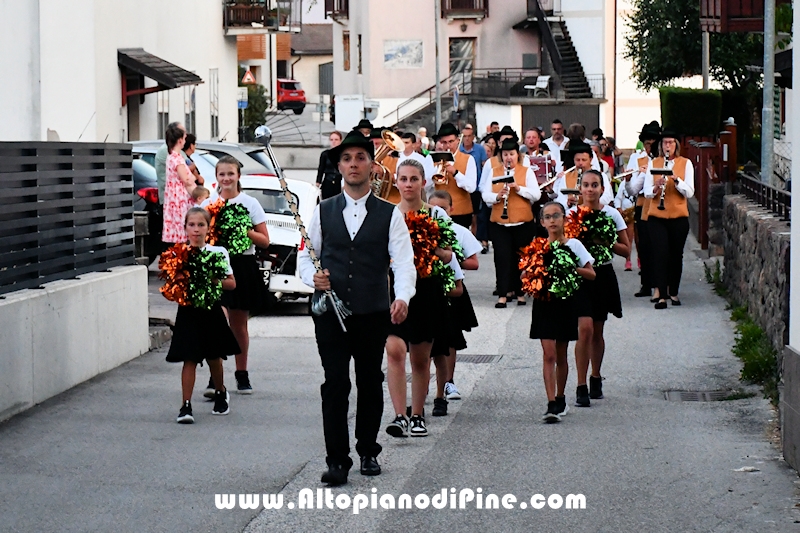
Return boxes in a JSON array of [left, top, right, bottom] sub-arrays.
[[501, 164, 511, 220]]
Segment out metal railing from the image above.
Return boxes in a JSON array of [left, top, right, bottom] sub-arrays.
[[382, 72, 468, 126], [442, 0, 489, 18], [585, 75, 606, 99], [0, 142, 136, 295], [529, 0, 562, 75], [471, 69, 542, 99], [223, 0, 302, 31], [739, 171, 791, 221]]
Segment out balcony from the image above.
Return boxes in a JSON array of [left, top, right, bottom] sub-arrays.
[[324, 0, 349, 20], [223, 0, 302, 35], [442, 0, 488, 21]]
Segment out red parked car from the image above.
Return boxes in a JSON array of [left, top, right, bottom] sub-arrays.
[[276, 78, 306, 114]]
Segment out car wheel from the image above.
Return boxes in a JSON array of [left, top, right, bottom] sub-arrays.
[[293, 107, 303, 115]]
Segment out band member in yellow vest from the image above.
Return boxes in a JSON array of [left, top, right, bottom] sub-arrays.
[[553, 140, 613, 208], [432, 123, 477, 228], [480, 139, 541, 308], [626, 121, 661, 298], [369, 128, 400, 202], [643, 129, 695, 309]]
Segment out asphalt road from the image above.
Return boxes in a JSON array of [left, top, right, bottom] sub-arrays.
[[1, 236, 799, 532]]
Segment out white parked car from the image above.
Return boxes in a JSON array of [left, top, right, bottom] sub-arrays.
[[208, 174, 319, 307]]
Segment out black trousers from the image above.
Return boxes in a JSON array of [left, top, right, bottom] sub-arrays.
[[490, 222, 535, 297], [635, 206, 653, 290], [648, 216, 690, 298], [313, 310, 390, 469]]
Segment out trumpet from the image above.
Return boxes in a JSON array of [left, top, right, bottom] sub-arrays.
[[370, 130, 405, 199], [431, 134, 463, 185], [657, 150, 669, 211]]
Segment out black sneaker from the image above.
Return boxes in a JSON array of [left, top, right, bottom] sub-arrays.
[[203, 376, 215, 400], [555, 396, 569, 417], [176, 401, 194, 424], [406, 406, 424, 419], [212, 389, 230, 415], [386, 414, 409, 438], [575, 385, 591, 407], [409, 415, 428, 437], [432, 397, 448, 417], [235, 370, 252, 395], [589, 376, 604, 399], [542, 401, 561, 423]]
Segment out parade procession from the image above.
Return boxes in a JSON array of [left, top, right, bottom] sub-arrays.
[[2, 1, 800, 532]]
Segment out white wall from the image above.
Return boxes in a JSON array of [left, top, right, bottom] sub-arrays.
[[0, 0, 41, 141], [0, 267, 149, 422], [475, 102, 522, 137], [292, 54, 333, 102], [560, 0, 605, 78]]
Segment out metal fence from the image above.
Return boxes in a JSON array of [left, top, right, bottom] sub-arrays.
[[0, 142, 135, 296], [739, 171, 791, 222]]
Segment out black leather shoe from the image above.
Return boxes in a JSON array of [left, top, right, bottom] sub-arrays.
[[654, 299, 668, 310], [321, 465, 348, 486], [634, 287, 651, 297], [360, 456, 381, 476]]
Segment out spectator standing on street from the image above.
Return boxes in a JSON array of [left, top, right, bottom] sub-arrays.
[[156, 121, 185, 204], [162, 123, 196, 245], [417, 127, 431, 154], [183, 134, 205, 186], [316, 131, 343, 200]]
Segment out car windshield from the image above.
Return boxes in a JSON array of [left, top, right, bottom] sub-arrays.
[[192, 152, 219, 182], [281, 82, 301, 90], [248, 150, 278, 171], [244, 188, 298, 216]]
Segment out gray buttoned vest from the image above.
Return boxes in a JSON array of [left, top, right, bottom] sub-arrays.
[[319, 193, 394, 315]]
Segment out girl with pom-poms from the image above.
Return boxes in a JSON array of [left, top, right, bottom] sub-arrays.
[[521, 201, 595, 423], [566, 170, 630, 407], [385, 159, 464, 440], [161, 207, 240, 423], [202, 156, 270, 395]]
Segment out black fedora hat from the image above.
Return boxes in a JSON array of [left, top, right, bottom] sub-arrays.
[[660, 127, 680, 140], [638, 121, 662, 142], [436, 123, 459, 138], [497, 125, 519, 141], [560, 139, 592, 162], [369, 127, 384, 140], [355, 119, 374, 130], [328, 130, 375, 164], [499, 138, 520, 153]]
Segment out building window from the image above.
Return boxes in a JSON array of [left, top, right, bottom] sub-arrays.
[[277, 60, 288, 79], [357, 34, 363, 74], [157, 91, 170, 139], [209, 68, 220, 140], [343, 31, 350, 71], [184, 85, 196, 133]]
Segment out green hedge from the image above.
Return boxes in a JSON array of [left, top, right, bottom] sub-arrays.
[[659, 87, 723, 136]]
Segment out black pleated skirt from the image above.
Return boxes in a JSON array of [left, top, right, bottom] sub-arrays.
[[389, 276, 448, 345], [529, 295, 579, 341], [166, 304, 241, 364], [221, 254, 268, 312], [574, 263, 622, 322]]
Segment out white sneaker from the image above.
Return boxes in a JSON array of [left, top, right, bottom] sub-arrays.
[[444, 382, 461, 400], [409, 415, 428, 437], [386, 415, 409, 438]]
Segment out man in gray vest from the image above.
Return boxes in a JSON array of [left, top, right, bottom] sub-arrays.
[[298, 130, 416, 486]]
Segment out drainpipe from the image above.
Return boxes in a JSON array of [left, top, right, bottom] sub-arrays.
[[761, 0, 776, 185], [434, 0, 442, 131]]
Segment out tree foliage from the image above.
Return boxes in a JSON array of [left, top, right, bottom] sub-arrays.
[[623, 0, 763, 91]]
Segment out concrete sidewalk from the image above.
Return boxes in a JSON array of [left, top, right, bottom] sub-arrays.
[[1, 236, 799, 532]]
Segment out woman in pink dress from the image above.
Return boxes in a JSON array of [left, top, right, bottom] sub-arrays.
[[162, 124, 196, 244]]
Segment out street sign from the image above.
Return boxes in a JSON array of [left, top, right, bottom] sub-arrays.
[[237, 87, 248, 110], [241, 69, 256, 84]]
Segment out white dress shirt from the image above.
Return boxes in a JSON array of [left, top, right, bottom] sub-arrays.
[[480, 166, 541, 227], [543, 137, 568, 157], [297, 190, 417, 305], [452, 152, 478, 194], [643, 158, 695, 199], [625, 149, 650, 196]]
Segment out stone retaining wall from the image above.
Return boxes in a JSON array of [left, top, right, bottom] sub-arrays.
[[723, 195, 791, 353]]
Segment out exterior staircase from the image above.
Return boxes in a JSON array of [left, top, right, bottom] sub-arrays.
[[550, 21, 592, 99]]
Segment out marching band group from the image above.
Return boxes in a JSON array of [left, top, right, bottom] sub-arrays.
[[160, 117, 695, 487]]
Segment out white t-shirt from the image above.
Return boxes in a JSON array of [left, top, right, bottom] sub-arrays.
[[202, 191, 267, 255], [569, 204, 627, 232], [452, 223, 483, 259], [201, 244, 234, 275], [564, 238, 594, 267]]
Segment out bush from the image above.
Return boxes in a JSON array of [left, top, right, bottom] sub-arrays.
[[659, 87, 723, 136], [731, 310, 779, 405]]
